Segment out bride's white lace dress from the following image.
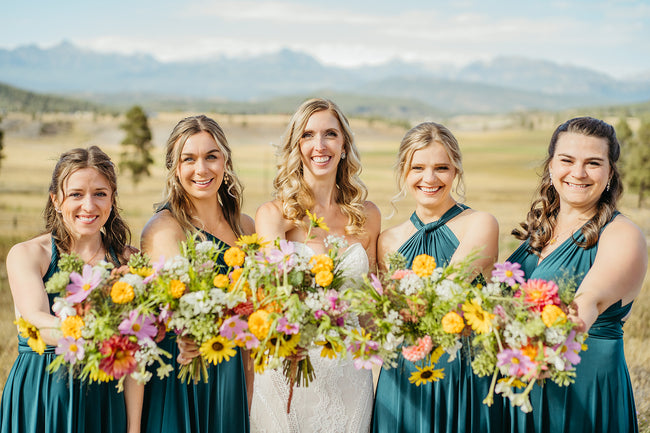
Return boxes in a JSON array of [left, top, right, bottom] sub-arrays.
[[249, 242, 374, 433]]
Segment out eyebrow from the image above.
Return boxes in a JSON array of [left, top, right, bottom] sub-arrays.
[[181, 148, 220, 156], [557, 153, 605, 161]]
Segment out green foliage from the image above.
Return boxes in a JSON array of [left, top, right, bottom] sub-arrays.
[[0, 115, 4, 172], [0, 82, 100, 113], [619, 117, 650, 207], [119, 105, 154, 186]]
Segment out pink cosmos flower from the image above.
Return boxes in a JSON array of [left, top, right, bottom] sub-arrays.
[[265, 240, 296, 272], [276, 317, 300, 335], [66, 264, 103, 303], [235, 332, 260, 349], [55, 336, 85, 363], [553, 330, 582, 367], [497, 348, 537, 377], [401, 335, 433, 362], [144, 255, 166, 284], [220, 316, 249, 339], [118, 311, 157, 341], [370, 273, 383, 295], [354, 355, 383, 370], [492, 262, 525, 286]]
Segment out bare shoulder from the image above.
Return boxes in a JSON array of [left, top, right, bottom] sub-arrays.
[[239, 213, 256, 236], [601, 214, 646, 249], [363, 201, 381, 219], [255, 200, 293, 236], [140, 210, 186, 257], [378, 219, 412, 253], [141, 210, 184, 240], [461, 208, 498, 227], [7, 233, 52, 277], [256, 200, 284, 220]]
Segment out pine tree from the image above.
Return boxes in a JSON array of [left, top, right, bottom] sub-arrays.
[[119, 106, 154, 186]]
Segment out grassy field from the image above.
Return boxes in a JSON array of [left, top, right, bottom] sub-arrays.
[[1, 112, 648, 429]]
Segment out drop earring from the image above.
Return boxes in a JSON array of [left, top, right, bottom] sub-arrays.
[[606, 179, 611, 192], [341, 151, 346, 160], [549, 172, 553, 186]]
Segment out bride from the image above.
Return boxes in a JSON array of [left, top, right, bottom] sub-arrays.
[[250, 98, 381, 433]]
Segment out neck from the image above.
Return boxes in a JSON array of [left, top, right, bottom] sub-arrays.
[[306, 176, 338, 208], [70, 233, 105, 263], [190, 197, 227, 232], [415, 196, 457, 224], [555, 204, 596, 227]]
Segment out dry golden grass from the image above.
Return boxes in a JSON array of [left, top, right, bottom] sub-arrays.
[[0, 112, 648, 429]]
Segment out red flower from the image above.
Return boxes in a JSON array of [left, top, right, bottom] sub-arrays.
[[99, 335, 138, 379], [520, 279, 560, 313], [233, 301, 255, 316]]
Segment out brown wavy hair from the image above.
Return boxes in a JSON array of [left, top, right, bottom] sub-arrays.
[[390, 121, 465, 214], [45, 146, 131, 265], [513, 116, 622, 251], [156, 115, 244, 238], [273, 98, 367, 235]]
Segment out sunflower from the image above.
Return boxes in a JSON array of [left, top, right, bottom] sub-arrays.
[[224, 247, 246, 268], [15, 318, 46, 354], [306, 210, 330, 231], [129, 266, 153, 278], [200, 335, 237, 365], [461, 299, 494, 334], [253, 353, 268, 374], [267, 333, 301, 358], [89, 367, 114, 383], [498, 377, 527, 389], [236, 233, 269, 251], [315, 339, 342, 359], [408, 364, 445, 386]]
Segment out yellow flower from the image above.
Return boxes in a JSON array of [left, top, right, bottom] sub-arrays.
[[266, 333, 301, 358], [521, 344, 538, 362], [252, 353, 268, 374], [129, 266, 153, 278], [309, 254, 334, 274], [169, 280, 186, 298], [224, 247, 245, 268], [248, 310, 271, 340], [200, 335, 237, 365], [498, 377, 527, 389], [61, 315, 85, 339], [541, 304, 566, 327], [111, 281, 135, 304], [306, 210, 329, 231], [236, 233, 269, 250], [441, 311, 465, 334], [408, 364, 445, 386], [316, 339, 343, 359], [15, 317, 46, 355], [213, 274, 230, 289], [315, 270, 334, 287], [461, 299, 494, 334], [430, 345, 445, 364], [412, 254, 436, 277], [89, 367, 114, 382]]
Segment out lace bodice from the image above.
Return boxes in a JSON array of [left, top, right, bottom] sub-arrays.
[[250, 242, 374, 433]]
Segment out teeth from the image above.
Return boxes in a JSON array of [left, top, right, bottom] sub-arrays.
[[78, 216, 97, 222], [194, 179, 211, 185], [420, 186, 441, 193], [566, 182, 588, 189], [312, 156, 330, 163]]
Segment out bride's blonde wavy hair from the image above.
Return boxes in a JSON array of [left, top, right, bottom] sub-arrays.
[[273, 98, 368, 235]]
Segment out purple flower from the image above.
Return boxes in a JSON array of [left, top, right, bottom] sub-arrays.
[[220, 316, 249, 339], [554, 330, 582, 367], [144, 255, 166, 284], [497, 348, 536, 377], [354, 355, 383, 370], [235, 332, 260, 349], [265, 240, 296, 272], [370, 274, 383, 295], [66, 264, 103, 303], [314, 310, 326, 320], [118, 311, 157, 341], [276, 317, 300, 335], [55, 337, 85, 363], [492, 262, 525, 287]]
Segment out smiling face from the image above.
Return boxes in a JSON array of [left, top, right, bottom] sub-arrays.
[[299, 110, 345, 182], [176, 130, 225, 202], [52, 167, 113, 237], [549, 132, 611, 212], [406, 142, 457, 211]]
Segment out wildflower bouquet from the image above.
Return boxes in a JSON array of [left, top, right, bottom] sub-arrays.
[[345, 252, 477, 386], [470, 262, 587, 412], [230, 221, 356, 411], [147, 235, 250, 384], [45, 252, 170, 390]]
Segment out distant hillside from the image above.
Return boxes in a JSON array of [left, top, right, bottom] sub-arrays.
[[0, 82, 100, 113], [2, 42, 650, 115]]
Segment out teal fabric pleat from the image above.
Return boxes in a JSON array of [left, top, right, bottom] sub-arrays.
[[141, 230, 249, 433], [507, 211, 638, 433], [373, 204, 508, 433], [0, 237, 127, 433]]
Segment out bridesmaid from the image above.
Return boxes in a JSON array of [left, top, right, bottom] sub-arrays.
[[372, 122, 505, 432], [508, 116, 646, 432], [0, 146, 136, 433], [139, 115, 253, 432]]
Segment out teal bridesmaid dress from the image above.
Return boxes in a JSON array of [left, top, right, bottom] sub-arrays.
[[141, 230, 249, 433], [373, 204, 507, 433], [0, 237, 127, 433], [507, 212, 638, 433]]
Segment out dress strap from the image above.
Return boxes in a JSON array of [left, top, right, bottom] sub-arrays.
[[409, 203, 469, 233], [108, 247, 121, 266], [44, 235, 60, 281]]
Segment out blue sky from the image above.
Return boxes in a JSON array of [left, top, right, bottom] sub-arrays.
[[2, 0, 649, 78]]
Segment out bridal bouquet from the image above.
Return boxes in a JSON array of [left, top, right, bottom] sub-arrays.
[[469, 262, 587, 412], [345, 252, 476, 386], [45, 252, 170, 390], [147, 235, 249, 384]]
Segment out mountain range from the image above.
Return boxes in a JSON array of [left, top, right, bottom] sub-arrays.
[[1, 41, 649, 116]]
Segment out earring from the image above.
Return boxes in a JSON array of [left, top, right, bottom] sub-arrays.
[[55, 208, 62, 214], [223, 173, 231, 185], [606, 179, 611, 192], [341, 151, 346, 160], [549, 172, 553, 186]]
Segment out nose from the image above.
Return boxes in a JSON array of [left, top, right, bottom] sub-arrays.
[[572, 164, 588, 178], [195, 158, 208, 174], [423, 168, 437, 183], [315, 135, 327, 151], [81, 194, 96, 211]]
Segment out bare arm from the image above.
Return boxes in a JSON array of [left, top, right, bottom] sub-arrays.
[[573, 216, 647, 330], [255, 201, 292, 242], [450, 210, 499, 279], [363, 201, 381, 273], [124, 376, 144, 433], [140, 211, 186, 260], [6, 236, 61, 346]]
